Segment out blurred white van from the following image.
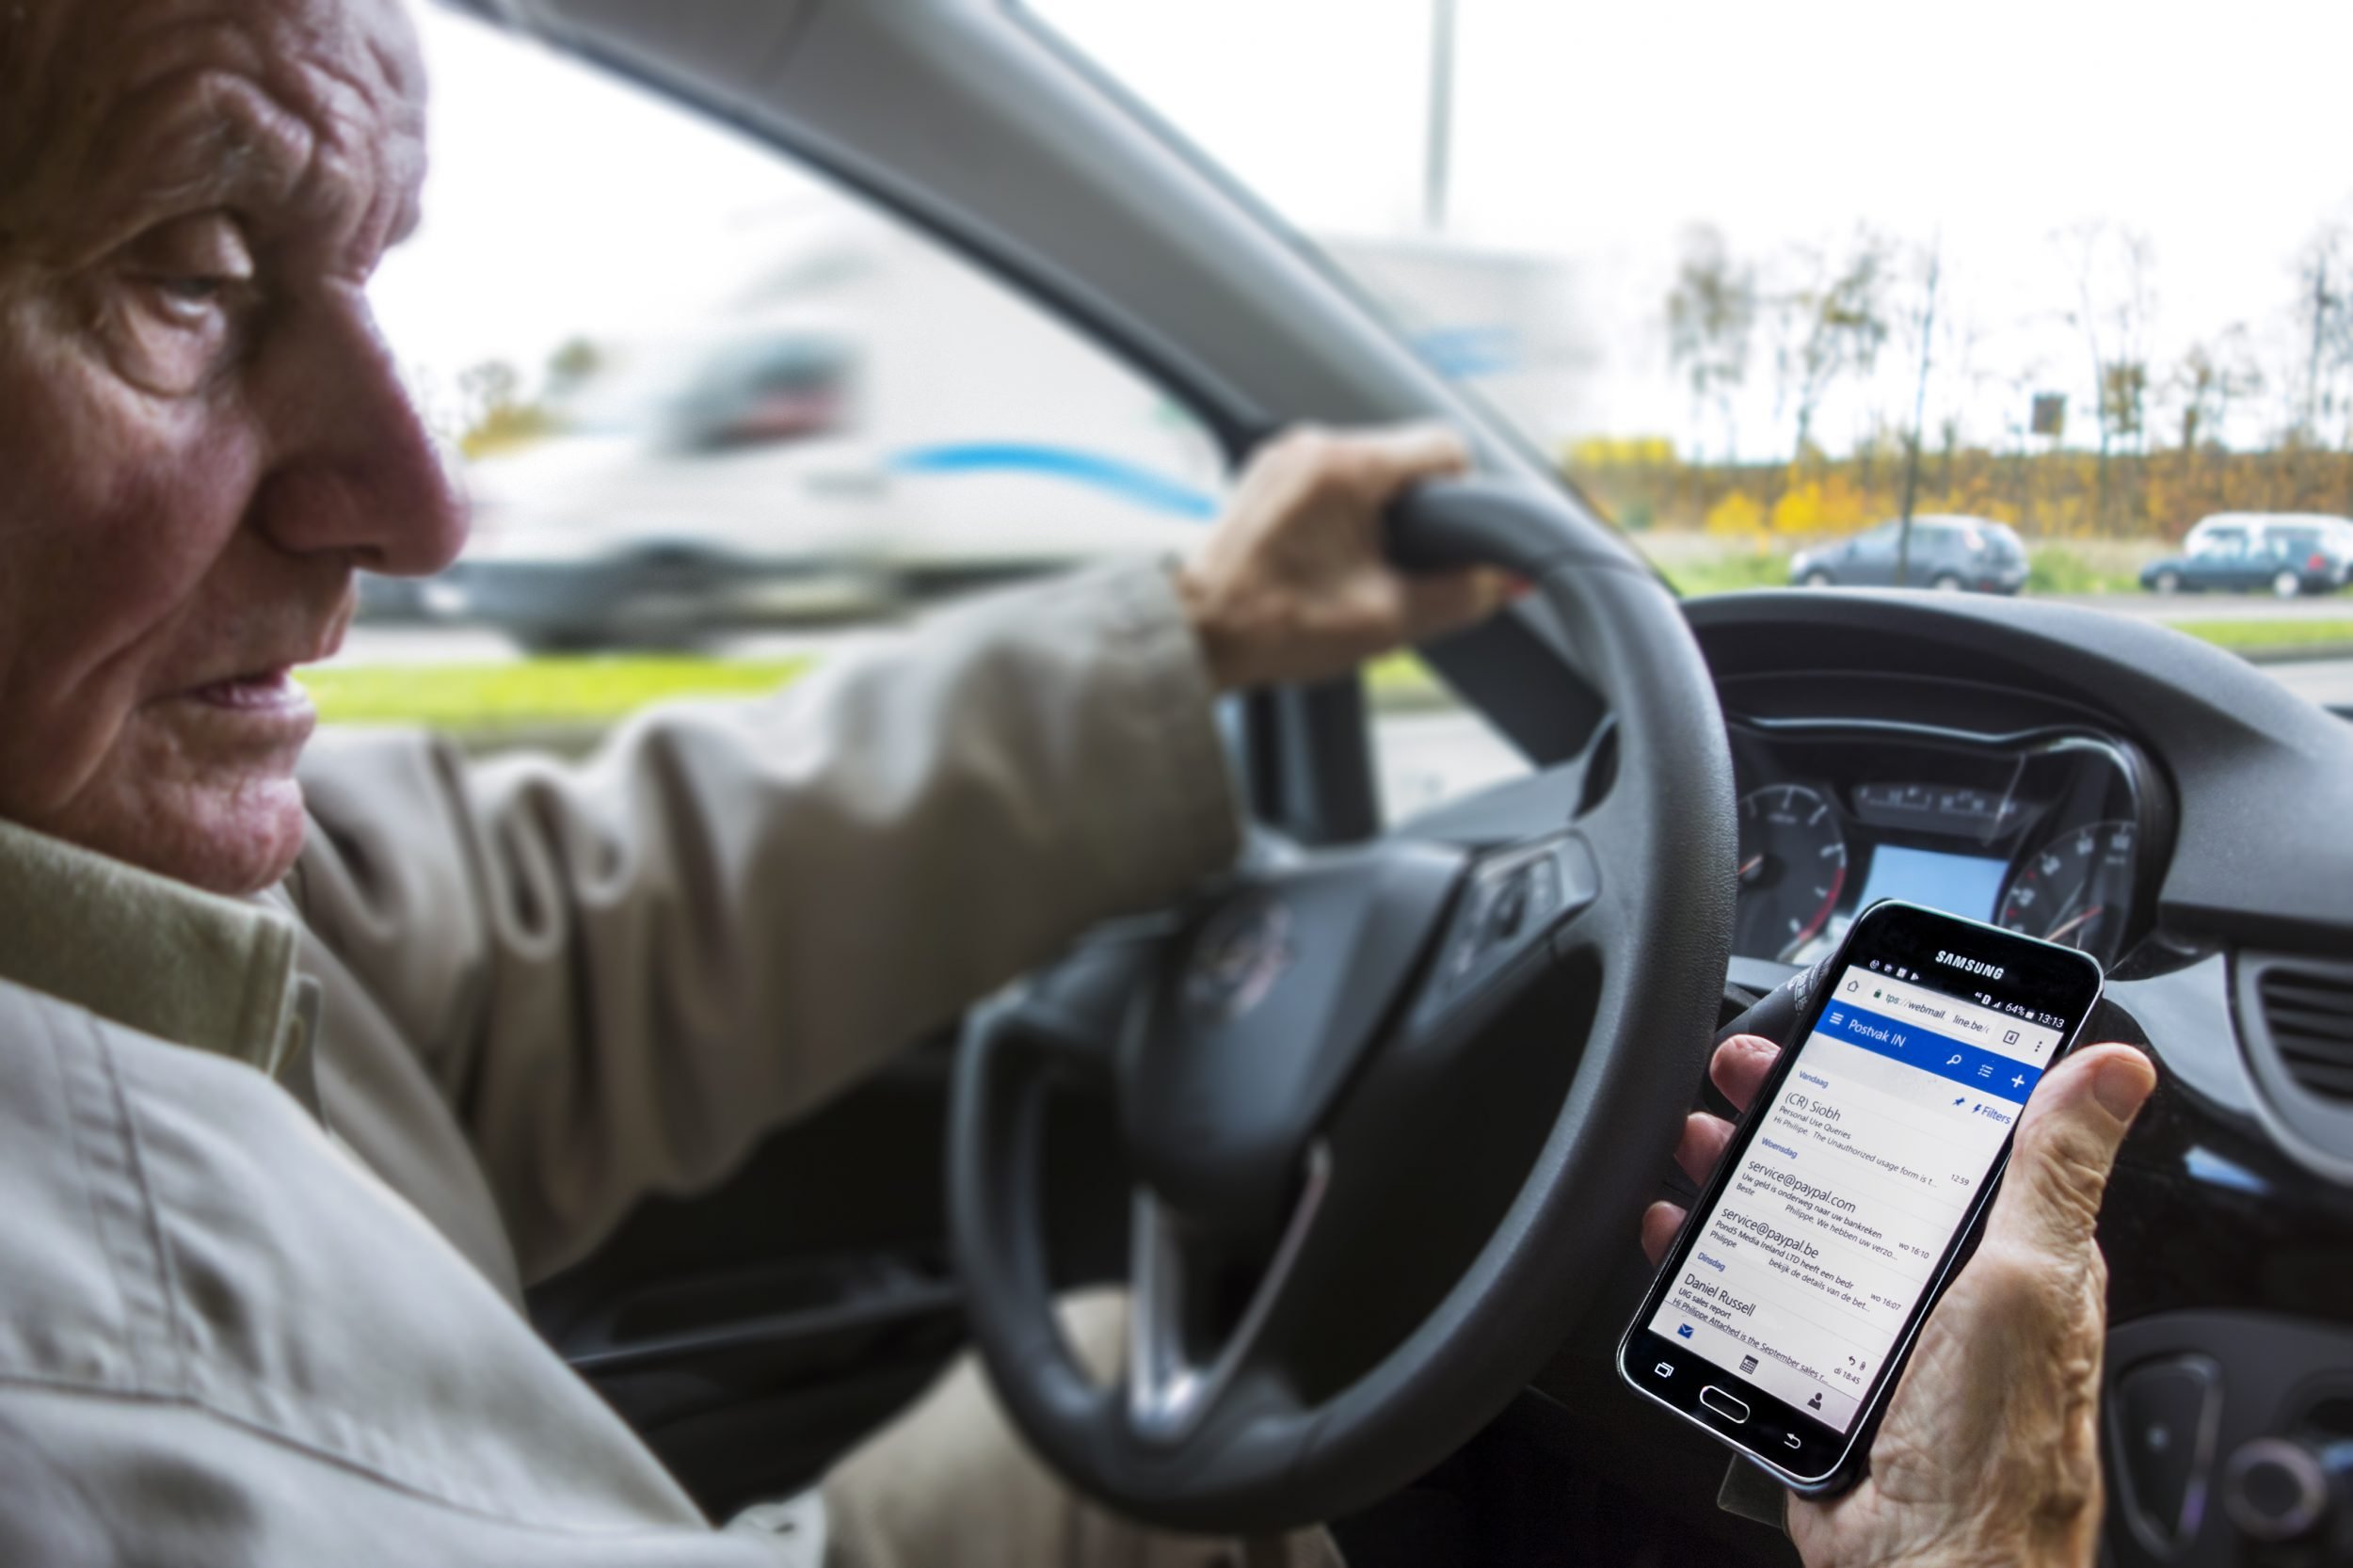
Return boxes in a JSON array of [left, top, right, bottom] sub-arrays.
[[444, 215, 1225, 649]]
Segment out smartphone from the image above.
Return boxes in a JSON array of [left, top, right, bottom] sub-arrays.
[[1617, 898, 2105, 1494]]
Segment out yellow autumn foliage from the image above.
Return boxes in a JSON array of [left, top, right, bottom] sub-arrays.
[[1703, 489, 1767, 537], [1769, 473, 1873, 535], [1567, 435, 1679, 469]]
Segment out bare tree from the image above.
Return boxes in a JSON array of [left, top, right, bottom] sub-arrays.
[[1666, 226, 1756, 464], [2288, 225, 2353, 514], [2057, 222, 2156, 528], [2169, 326, 2262, 454], [1770, 230, 1892, 466], [545, 337, 606, 400], [2289, 225, 2353, 446]]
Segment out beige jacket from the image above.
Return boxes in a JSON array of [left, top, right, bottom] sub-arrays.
[[0, 564, 1241, 1565]]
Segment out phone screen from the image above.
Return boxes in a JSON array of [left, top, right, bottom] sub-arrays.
[[1643, 961, 2063, 1432], [1621, 901, 2103, 1483]]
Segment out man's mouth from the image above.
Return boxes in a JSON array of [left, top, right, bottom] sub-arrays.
[[183, 667, 307, 712]]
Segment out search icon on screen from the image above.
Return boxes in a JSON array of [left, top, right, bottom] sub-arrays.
[[1945, 1054, 1963, 1066]]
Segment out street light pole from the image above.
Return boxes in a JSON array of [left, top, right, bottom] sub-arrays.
[[1897, 240, 1942, 588], [1424, 0, 1456, 234]]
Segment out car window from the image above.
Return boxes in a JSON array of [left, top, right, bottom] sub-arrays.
[[342, 8, 1225, 745]]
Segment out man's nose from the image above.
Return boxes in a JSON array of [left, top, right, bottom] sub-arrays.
[[247, 288, 469, 577]]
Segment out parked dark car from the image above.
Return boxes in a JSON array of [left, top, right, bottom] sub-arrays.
[[2141, 518, 2353, 598], [1789, 514, 2029, 592]]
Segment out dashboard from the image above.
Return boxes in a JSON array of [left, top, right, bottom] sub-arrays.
[[1649, 593, 2353, 1568], [1403, 587, 2351, 1567], [1726, 719, 2160, 971]]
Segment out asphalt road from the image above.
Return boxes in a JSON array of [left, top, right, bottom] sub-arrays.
[[2256, 657, 2353, 710], [337, 625, 866, 665], [338, 586, 2353, 667], [328, 613, 2353, 823], [2037, 593, 2353, 622]]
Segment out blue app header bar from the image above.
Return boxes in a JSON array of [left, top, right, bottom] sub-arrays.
[[1812, 1002, 2044, 1105]]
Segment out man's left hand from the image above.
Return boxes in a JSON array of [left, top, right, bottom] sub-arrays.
[[1175, 424, 1513, 693], [1643, 1034, 2156, 1568]]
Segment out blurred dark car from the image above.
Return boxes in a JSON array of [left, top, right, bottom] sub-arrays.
[[2141, 516, 2353, 598], [1789, 515, 2029, 593]]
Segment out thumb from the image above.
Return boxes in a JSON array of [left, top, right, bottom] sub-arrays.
[[1980, 1042, 2155, 1262], [1352, 421, 1474, 494], [1399, 566, 1514, 643]]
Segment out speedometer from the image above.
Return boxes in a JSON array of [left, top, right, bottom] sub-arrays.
[[1997, 820, 2136, 961], [1734, 784, 1849, 962]]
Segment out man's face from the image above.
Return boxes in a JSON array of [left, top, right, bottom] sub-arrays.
[[0, 0, 464, 894]]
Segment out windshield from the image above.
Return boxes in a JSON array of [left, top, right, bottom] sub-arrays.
[[1026, 0, 2353, 596]]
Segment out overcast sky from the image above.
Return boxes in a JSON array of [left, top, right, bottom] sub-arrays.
[[376, 0, 2353, 459]]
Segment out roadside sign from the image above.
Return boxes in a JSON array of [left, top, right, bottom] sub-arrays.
[[2031, 393, 2066, 438]]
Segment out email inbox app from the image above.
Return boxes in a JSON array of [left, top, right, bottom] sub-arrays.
[[1647, 966, 2060, 1432]]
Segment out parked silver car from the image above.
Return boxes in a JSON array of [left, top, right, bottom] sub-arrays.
[[1790, 515, 2029, 593]]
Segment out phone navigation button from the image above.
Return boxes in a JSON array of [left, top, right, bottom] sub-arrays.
[[1700, 1386, 1752, 1424]]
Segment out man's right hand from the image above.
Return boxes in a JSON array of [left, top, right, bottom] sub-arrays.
[[1642, 1034, 2157, 1568], [1173, 424, 1513, 693]]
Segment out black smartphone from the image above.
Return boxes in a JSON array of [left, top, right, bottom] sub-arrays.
[[1617, 898, 2105, 1495]]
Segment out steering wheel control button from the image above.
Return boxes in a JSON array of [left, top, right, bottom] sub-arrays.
[[1488, 872, 1529, 941], [1433, 835, 1593, 1010], [1452, 837, 1597, 973], [2222, 1437, 2329, 1543], [1700, 1386, 1751, 1424], [2111, 1355, 2222, 1551]]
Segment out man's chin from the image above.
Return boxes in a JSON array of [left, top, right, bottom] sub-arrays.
[[55, 774, 310, 898]]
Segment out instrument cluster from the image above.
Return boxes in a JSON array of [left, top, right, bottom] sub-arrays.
[[1728, 722, 2159, 972]]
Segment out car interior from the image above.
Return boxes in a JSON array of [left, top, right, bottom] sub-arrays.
[[436, 3, 2353, 1564]]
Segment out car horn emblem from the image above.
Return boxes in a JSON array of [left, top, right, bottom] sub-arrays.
[[1182, 895, 1295, 1025]]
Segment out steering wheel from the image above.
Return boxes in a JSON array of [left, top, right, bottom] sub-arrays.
[[948, 478, 1736, 1532]]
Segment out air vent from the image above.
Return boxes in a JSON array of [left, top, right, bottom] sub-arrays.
[[2256, 967, 2353, 1104]]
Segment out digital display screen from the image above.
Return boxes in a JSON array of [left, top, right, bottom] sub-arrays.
[[1851, 844, 2007, 924], [1645, 967, 2063, 1432]]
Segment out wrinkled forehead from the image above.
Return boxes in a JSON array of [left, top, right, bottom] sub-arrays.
[[0, 0, 428, 261]]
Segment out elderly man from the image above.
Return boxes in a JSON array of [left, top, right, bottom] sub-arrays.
[[0, 1, 2156, 1564]]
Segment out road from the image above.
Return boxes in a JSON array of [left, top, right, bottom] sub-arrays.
[[334, 595, 2353, 823], [2256, 658, 2353, 710], [338, 587, 2353, 667], [337, 625, 875, 665], [2037, 593, 2353, 623]]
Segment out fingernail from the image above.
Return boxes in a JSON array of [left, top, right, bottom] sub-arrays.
[[1732, 1033, 1775, 1056], [1505, 575, 1534, 600], [2091, 1052, 2156, 1121]]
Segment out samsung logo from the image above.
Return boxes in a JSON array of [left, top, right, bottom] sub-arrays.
[[1936, 951, 2004, 980]]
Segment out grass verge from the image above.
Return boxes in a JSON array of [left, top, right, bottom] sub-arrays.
[[303, 656, 813, 730], [1660, 552, 1792, 596], [2169, 618, 2353, 654], [2025, 548, 2141, 595]]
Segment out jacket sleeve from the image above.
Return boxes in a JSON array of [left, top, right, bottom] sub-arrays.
[[290, 563, 1242, 1281]]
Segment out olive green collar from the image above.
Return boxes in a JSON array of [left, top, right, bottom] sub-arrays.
[[0, 816, 314, 1084]]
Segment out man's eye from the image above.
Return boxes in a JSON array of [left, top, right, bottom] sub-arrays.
[[141, 274, 235, 321], [96, 214, 257, 394]]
